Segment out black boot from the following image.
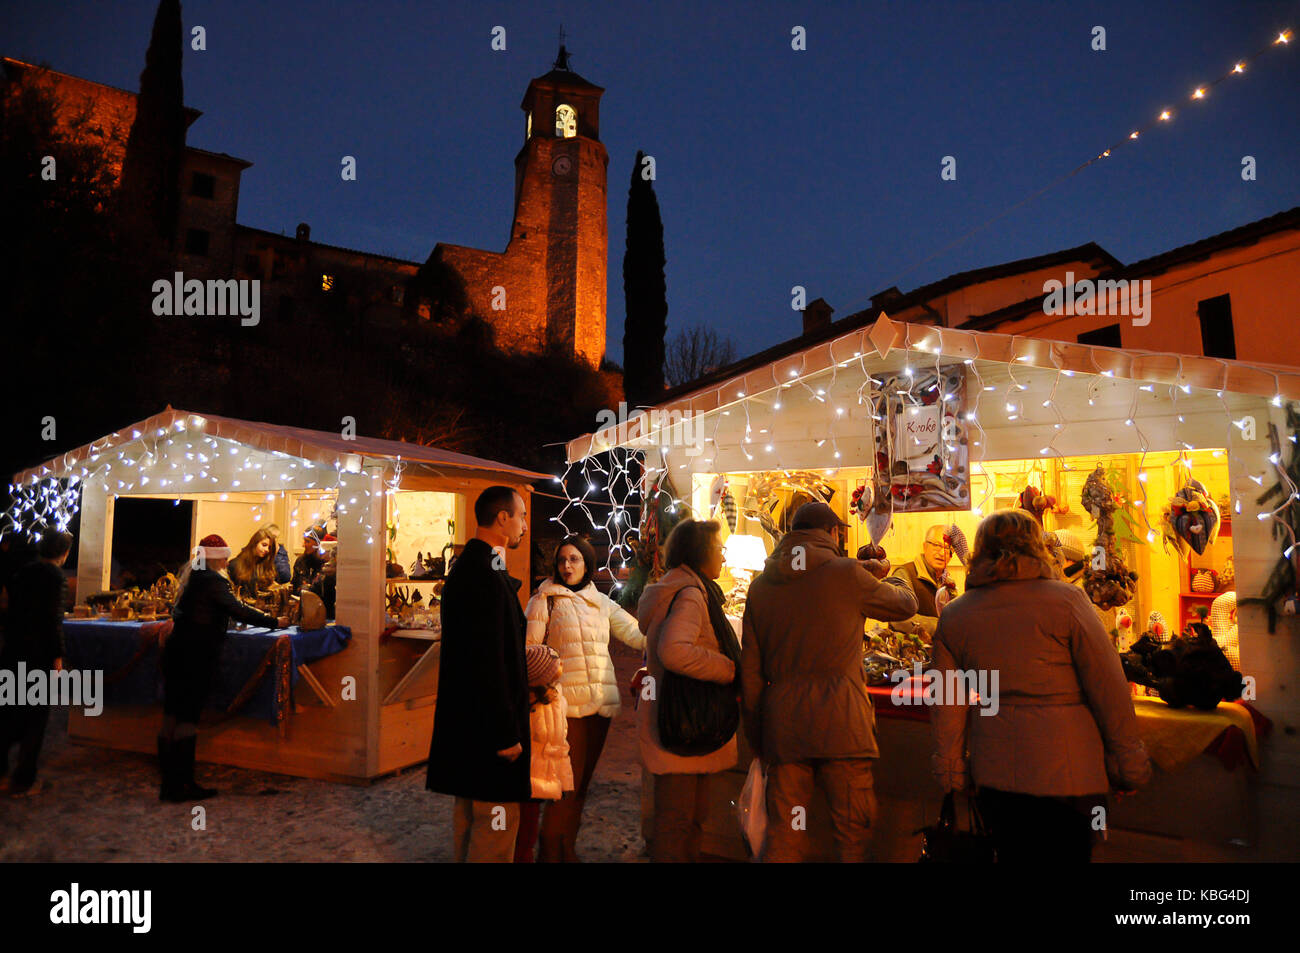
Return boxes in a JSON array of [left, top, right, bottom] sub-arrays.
[[157, 735, 183, 802], [174, 735, 218, 800]]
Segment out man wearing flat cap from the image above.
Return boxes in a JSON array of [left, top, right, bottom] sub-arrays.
[[740, 501, 919, 862]]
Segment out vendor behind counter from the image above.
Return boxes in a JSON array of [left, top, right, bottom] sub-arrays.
[[887, 524, 956, 639]]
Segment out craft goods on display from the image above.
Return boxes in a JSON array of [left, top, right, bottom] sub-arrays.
[[1081, 465, 1138, 610], [1160, 478, 1222, 557]]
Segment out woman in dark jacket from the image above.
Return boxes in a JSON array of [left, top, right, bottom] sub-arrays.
[[158, 534, 286, 802]]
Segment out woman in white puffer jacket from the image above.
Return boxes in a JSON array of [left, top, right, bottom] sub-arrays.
[[524, 535, 644, 862]]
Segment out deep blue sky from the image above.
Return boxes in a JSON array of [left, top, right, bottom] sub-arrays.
[[5, 0, 1298, 364]]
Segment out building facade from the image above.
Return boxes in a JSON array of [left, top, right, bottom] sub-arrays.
[[2, 47, 610, 366]]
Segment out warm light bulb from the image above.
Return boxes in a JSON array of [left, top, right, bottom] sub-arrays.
[[1192, 88, 1206, 99], [1159, 110, 1171, 121]]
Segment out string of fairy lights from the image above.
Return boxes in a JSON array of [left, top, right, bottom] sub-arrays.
[[554, 27, 1297, 589], [4, 415, 407, 552], [557, 316, 1296, 590]]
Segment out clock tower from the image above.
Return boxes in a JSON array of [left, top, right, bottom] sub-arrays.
[[510, 45, 609, 364]]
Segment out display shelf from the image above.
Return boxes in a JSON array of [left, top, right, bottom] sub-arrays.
[[384, 576, 444, 586]]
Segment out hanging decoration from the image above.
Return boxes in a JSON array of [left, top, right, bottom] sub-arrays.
[[741, 471, 834, 544], [720, 485, 738, 533], [1159, 478, 1221, 556], [1016, 485, 1059, 525], [868, 364, 969, 513], [1081, 464, 1139, 610], [850, 481, 873, 522]]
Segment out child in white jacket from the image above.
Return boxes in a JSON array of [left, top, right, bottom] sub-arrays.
[[514, 644, 574, 862]]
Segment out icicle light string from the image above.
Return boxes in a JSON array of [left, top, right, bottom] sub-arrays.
[[558, 319, 1297, 576]]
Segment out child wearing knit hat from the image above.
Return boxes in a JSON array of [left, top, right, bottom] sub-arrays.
[[514, 644, 575, 861]]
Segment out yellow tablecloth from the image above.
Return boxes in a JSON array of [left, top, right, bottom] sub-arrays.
[[1133, 698, 1259, 773]]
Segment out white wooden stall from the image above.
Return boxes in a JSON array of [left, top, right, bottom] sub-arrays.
[[565, 314, 1300, 860], [14, 407, 547, 782]]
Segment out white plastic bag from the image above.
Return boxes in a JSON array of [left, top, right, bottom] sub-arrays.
[[736, 758, 767, 859]]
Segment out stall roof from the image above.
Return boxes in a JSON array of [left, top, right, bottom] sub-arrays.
[[13, 407, 551, 483], [565, 313, 1300, 462]]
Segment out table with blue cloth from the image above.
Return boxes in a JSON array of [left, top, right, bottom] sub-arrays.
[[62, 620, 351, 726]]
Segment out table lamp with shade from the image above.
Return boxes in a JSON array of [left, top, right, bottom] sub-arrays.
[[722, 533, 769, 617]]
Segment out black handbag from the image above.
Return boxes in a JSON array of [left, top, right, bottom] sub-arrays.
[[917, 792, 997, 862], [656, 589, 740, 756]]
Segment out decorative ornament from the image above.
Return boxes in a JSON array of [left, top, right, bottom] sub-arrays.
[[1017, 485, 1058, 525], [866, 511, 892, 547], [1115, 608, 1135, 653], [943, 524, 970, 567], [1081, 465, 1138, 610], [1160, 478, 1221, 556], [850, 482, 873, 522], [1147, 610, 1169, 644], [720, 488, 738, 533], [1191, 569, 1217, 593], [709, 474, 726, 511]]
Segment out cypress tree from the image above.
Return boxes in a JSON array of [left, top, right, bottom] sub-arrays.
[[119, 0, 185, 252], [622, 149, 667, 406]]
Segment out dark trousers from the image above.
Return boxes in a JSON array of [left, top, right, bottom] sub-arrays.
[[976, 787, 1095, 863], [1, 702, 51, 790], [538, 713, 610, 862], [651, 772, 716, 863]]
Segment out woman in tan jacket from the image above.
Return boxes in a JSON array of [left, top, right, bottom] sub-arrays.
[[636, 519, 739, 862], [931, 509, 1151, 862]]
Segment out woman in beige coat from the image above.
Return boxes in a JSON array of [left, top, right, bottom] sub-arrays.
[[931, 509, 1151, 862], [636, 519, 739, 863]]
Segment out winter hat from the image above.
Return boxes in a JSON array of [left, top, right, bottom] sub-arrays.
[[525, 644, 561, 687], [195, 533, 231, 561]]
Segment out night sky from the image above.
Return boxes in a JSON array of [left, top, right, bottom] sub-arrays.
[[5, 0, 1298, 364]]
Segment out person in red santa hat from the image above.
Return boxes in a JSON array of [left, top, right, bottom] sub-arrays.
[[157, 534, 288, 802]]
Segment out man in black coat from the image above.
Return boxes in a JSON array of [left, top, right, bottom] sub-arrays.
[[1, 529, 72, 796], [426, 485, 530, 862]]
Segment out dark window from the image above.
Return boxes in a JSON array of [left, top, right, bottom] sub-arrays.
[[190, 171, 216, 199], [390, 285, 404, 306], [272, 256, 285, 280], [184, 228, 210, 256], [242, 253, 260, 276], [1077, 323, 1122, 348], [279, 295, 296, 321], [1198, 294, 1236, 359]]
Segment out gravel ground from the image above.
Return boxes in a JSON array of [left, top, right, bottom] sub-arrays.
[[0, 646, 648, 863]]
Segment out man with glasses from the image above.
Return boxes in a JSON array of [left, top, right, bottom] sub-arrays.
[[889, 525, 957, 640]]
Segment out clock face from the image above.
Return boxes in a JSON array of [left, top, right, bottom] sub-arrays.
[[552, 154, 572, 177]]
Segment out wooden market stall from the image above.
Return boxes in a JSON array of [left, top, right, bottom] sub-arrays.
[[564, 313, 1300, 861], [10, 407, 547, 783]]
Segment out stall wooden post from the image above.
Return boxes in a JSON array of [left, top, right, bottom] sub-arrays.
[[76, 483, 114, 599], [333, 465, 387, 778]]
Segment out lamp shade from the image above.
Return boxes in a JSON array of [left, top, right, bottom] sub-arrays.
[[723, 534, 768, 573]]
